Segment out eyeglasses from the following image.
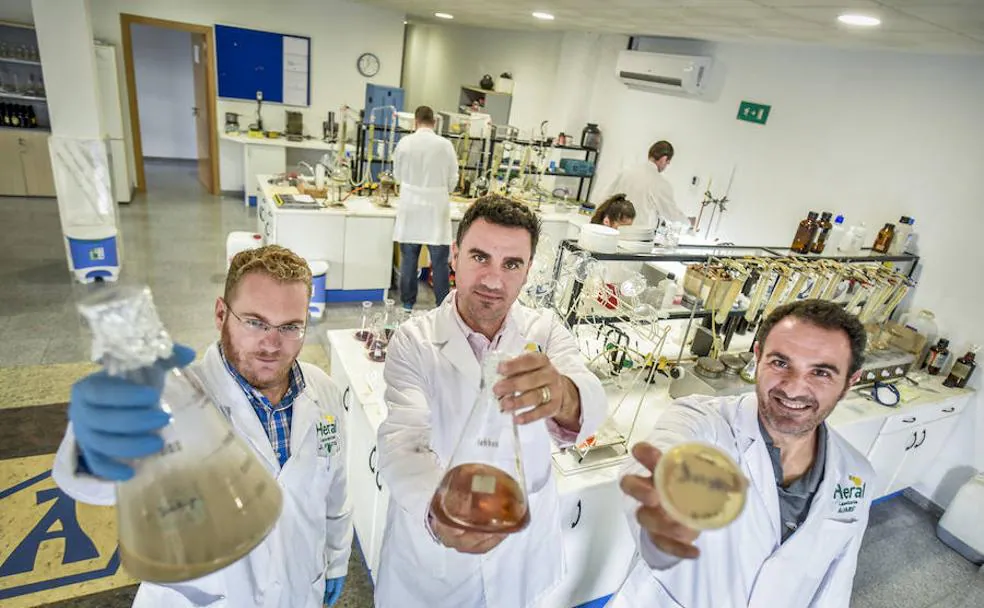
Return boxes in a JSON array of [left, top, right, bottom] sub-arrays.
[[225, 304, 307, 341]]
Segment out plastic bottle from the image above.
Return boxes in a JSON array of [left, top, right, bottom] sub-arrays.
[[838, 221, 868, 255], [872, 222, 896, 254], [889, 216, 914, 255], [657, 273, 678, 310], [810, 212, 835, 254], [904, 309, 938, 365], [826, 215, 846, 252]]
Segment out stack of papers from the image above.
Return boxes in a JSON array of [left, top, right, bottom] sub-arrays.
[[274, 193, 324, 209]]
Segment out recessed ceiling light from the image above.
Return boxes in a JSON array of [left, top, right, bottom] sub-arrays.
[[838, 14, 881, 27], [434, 12, 454, 20], [532, 11, 555, 21]]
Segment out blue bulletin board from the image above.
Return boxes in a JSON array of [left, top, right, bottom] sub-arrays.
[[215, 24, 311, 106]]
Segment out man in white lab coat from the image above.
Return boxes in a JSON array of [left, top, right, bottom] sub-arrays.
[[605, 140, 690, 228], [393, 105, 459, 310], [610, 299, 875, 607], [375, 195, 608, 607], [52, 245, 352, 608]]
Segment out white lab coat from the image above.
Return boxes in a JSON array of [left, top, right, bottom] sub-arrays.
[[608, 394, 875, 608], [606, 161, 687, 228], [392, 127, 459, 245], [375, 296, 607, 608], [51, 343, 353, 608]]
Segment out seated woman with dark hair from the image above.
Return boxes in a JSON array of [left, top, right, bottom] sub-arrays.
[[590, 193, 636, 228]]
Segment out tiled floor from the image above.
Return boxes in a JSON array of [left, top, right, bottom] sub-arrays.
[[1, 160, 981, 607]]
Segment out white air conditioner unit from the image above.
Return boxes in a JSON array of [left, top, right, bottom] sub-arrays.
[[616, 50, 713, 96]]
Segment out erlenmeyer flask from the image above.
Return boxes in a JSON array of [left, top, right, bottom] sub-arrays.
[[367, 314, 388, 363], [429, 352, 530, 534], [77, 286, 283, 583], [382, 298, 397, 340], [354, 300, 372, 342]]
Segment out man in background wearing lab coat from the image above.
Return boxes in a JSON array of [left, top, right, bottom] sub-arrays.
[[610, 300, 875, 607], [605, 140, 690, 228], [375, 195, 607, 607], [52, 245, 352, 608], [393, 105, 459, 310]]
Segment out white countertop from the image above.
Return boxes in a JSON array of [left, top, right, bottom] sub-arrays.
[[258, 173, 596, 225], [326, 327, 972, 494], [222, 132, 344, 151]]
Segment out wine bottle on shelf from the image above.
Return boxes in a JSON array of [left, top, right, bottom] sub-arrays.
[[0, 103, 9, 127], [9, 105, 20, 128], [27, 106, 37, 128]]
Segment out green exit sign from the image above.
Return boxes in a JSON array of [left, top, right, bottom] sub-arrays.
[[737, 101, 771, 125]]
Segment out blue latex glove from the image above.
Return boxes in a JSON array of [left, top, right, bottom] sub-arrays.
[[323, 576, 345, 607], [69, 344, 196, 481]]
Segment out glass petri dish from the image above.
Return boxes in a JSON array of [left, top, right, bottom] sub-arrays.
[[654, 442, 748, 530]]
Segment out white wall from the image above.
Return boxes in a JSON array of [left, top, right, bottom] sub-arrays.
[[85, 0, 406, 190], [588, 36, 984, 478], [403, 23, 564, 136], [131, 24, 196, 159]]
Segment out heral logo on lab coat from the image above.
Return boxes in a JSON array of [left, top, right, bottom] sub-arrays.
[[316, 414, 339, 457], [0, 455, 134, 602], [833, 475, 866, 514]]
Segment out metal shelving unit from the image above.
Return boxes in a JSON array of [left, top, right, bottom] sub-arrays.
[[552, 239, 920, 349], [351, 122, 600, 202]]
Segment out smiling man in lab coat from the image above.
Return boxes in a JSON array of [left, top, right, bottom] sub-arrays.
[[610, 299, 874, 607], [375, 195, 607, 607], [392, 105, 459, 310], [52, 245, 352, 608]]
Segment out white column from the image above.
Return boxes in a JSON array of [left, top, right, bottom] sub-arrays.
[[33, 0, 120, 282]]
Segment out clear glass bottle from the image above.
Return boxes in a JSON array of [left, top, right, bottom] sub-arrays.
[[77, 286, 283, 583], [429, 352, 530, 534], [354, 300, 373, 342]]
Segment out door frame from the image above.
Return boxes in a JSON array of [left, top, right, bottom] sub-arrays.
[[120, 13, 219, 194]]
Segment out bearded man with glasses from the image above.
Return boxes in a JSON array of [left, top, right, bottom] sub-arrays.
[[53, 245, 353, 608]]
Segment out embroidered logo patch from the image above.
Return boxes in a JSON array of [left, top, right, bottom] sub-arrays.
[[316, 414, 339, 457], [833, 475, 866, 513]]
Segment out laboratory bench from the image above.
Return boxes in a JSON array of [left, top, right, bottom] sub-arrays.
[[256, 174, 592, 301], [324, 327, 976, 606]]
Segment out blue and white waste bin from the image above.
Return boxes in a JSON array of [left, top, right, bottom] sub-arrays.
[[65, 226, 119, 283], [309, 260, 328, 319]]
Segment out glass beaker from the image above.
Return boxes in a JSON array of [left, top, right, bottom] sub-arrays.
[[77, 286, 283, 583], [354, 300, 373, 342], [429, 352, 530, 534]]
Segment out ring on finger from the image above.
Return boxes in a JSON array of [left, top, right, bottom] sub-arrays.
[[539, 385, 551, 405]]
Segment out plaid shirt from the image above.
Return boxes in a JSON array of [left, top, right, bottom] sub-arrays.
[[220, 346, 305, 468]]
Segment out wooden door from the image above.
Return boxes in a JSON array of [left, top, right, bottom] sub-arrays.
[[191, 32, 213, 192]]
